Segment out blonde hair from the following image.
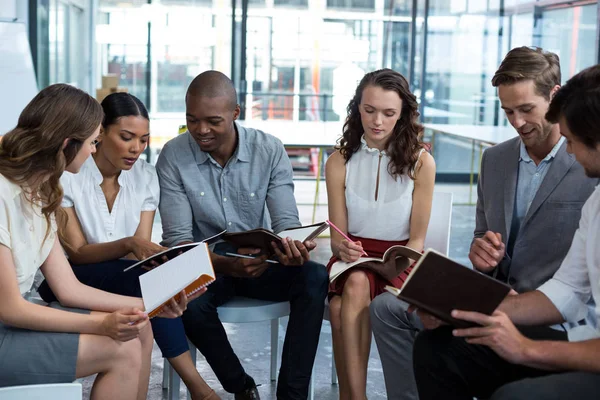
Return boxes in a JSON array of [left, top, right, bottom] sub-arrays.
[[0, 84, 103, 240]]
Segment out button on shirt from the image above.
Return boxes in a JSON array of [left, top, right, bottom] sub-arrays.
[[538, 184, 600, 342], [0, 175, 56, 294], [156, 123, 301, 246], [61, 156, 159, 244], [507, 137, 565, 256]]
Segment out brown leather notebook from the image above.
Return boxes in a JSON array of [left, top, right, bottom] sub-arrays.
[[222, 222, 329, 256], [329, 245, 422, 283], [385, 249, 511, 328]]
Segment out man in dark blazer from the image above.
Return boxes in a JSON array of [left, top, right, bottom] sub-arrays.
[[369, 46, 598, 400]]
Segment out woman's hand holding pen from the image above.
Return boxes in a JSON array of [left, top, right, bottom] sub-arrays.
[[338, 240, 365, 263]]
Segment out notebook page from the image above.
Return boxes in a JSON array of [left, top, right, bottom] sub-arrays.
[[139, 243, 212, 314], [278, 224, 327, 242]]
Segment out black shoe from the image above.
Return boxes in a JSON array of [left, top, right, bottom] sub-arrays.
[[234, 386, 260, 400]]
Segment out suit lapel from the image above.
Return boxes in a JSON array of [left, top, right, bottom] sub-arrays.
[[521, 142, 574, 230], [503, 139, 520, 238]]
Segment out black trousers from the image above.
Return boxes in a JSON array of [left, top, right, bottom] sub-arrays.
[[182, 245, 328, 399], [413, 325, 600, 400]]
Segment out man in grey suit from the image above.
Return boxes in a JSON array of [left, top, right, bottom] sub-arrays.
[[369, 46, 599, 399]]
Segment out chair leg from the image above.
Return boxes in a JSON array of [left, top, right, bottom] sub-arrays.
[[331, 357, 338, 385], [270, 318, 279, 382], [163, 358, 169, 389]]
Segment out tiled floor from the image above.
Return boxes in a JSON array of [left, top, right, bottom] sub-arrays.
[[78, 181, 476, 400]]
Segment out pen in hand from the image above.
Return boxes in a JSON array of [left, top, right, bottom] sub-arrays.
[[326, 219, 369, 257], [224, 252, 279, 264]]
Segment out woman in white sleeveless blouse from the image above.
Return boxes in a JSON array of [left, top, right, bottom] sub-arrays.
[[325, 69, 436, 399]]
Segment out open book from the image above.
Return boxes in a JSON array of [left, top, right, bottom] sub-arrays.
[[221, 222, 329, 255], [385, 249, 511, 328], [329, 245, 422, 283], [123, 230, 226, 272], [139, 243, 215, 318]]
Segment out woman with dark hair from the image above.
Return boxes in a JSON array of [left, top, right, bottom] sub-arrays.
[[37, 92, 219, 400], [325, 69, 436, 399]]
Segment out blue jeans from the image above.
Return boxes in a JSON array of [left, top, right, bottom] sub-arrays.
[[182, 243, 329, 398], [37, 259, 189, 358]]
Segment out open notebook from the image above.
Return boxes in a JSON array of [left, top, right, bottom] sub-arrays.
[[139, 243, 215, 318], [385, 249, 511, 328], [221, 222, 329, 255], [123, 230, 226, 272]]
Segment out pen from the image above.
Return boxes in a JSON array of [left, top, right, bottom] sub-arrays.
[[225, 252, 279, 264], [325, 219, 369, 256]]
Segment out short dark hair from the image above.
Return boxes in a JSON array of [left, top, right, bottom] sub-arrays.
[[101, 92, 149, 128], [186, 70, 238, 110], [492, 46, 560, 100], [546, 65, 600, 149]]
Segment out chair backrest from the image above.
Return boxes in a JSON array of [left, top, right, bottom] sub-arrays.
[[423, 192, 453, 256], [0, 383, 82, 400]]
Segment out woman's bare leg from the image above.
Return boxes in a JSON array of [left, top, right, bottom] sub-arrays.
[[168, 351, 220, 399], [340, 271, 371, 400], [329, 295, 349, 399]]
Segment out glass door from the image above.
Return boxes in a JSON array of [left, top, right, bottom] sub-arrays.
[[539, 1, 598, 81]]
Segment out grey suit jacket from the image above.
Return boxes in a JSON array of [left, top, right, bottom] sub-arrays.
[[474, 137, 598, 293]]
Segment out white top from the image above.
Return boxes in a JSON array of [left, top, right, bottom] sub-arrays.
[[345, 136, 423, 241], [61, 156, 159, 244], [0, 175, 56, 294], [538, 184, 600, 342]]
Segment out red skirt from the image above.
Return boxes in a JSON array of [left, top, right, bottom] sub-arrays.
[[327, 234, 413, 300]]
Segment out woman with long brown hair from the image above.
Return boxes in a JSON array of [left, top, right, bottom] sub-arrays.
[[325, 69, 436, 399], [37, 92, 219, 400], [0, 84, 196, 399]]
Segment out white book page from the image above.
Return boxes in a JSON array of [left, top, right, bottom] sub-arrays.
[[329, 257, 381, 281], [277, 223, 328, 242], [139, 243, 214, 314]]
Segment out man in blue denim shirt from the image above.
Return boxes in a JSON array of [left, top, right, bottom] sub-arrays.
[[156, 71, 328, 400]]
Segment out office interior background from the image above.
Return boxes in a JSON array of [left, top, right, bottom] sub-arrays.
[[1, 0, 599, 181]]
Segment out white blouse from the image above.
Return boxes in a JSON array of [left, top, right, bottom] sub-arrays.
[[345, 136, 424, 241], [0, 175, 56, 294], [61, 156, 159, 244]]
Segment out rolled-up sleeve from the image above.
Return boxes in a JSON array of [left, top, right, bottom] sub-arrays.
[[266, 138, 301, 233], [537, 203, 592, 323], [156, 145, 194, 247]]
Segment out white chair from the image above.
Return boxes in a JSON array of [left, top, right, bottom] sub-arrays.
[[322, 191, 454, 385], [163, 297, 290, 400], [0, 382, 82, 400]]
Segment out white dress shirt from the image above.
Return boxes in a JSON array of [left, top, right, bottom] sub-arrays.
[[345, 136, 424, 241], [61, 156, 159, 244], [0, 175, 56, 294], [538, 184, 600, 341]]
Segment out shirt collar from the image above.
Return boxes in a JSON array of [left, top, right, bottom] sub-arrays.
[[87, 156, 130, 187], [188, 122, 251, 165], [519, 136, 565, 163], [360, 135, 387, 156]]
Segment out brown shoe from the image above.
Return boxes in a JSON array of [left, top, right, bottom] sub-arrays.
[[234, 386, 260, 400]]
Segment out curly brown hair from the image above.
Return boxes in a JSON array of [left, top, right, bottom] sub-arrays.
[[0, 84, 103, 241], [338, 68, 424, 179]]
